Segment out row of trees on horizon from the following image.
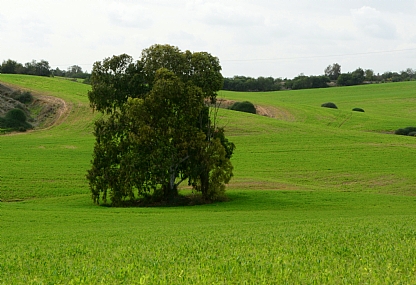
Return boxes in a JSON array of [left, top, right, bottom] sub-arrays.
[[223, 63, 416, 92], [0, 59, 90, 82], [1, 58, 415, 92]]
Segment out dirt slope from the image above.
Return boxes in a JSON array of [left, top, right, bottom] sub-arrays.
[[0, 82, 68, 130]]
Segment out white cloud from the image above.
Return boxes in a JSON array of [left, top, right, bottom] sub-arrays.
[[0, 0, 415, 78], [351, 6, 398, 39], [196, 2, 264, 27], [107, 2, 153, 29], [19, 18, 53, 47]]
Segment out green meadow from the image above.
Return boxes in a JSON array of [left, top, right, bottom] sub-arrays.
[[1, 74, 416, 284]]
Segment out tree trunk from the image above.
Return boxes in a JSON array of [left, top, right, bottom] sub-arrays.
[[163, 166, 178, 201], [199, 169, 210, 200]]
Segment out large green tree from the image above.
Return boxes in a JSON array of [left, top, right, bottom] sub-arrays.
[[87, 44, 234, 206]]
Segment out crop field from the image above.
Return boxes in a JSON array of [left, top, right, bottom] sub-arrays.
[[1, 74, 416, 284]]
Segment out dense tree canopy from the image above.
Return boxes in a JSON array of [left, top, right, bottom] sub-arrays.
[[87, 44, 234, 206], [223, 76, 282, 92], [285, 75, 330, 90], [337, 68, 365, 86], [0, 59, 51, 77], [324, 63, 341, 80]]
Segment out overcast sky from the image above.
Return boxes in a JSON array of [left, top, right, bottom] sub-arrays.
[[1, 0, 416, 78]]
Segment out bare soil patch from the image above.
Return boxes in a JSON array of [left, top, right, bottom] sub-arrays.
[[0, 82, 70, 133], [227, 179, 301, 191], [215, 98, 295, 121]]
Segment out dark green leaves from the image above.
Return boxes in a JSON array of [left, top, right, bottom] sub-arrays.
[[87, 45, 233, 206]]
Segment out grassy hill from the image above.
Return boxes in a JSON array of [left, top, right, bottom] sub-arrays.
[[1, 74, 416, 284]]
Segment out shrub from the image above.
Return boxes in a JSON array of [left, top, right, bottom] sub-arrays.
[[5, 109, 26, 122], [395, 128, 407, 135], [394, 127, 416, 136], [0, 109, 31, 131], [352, 107, 365, 112], [408, 131, 416, 137], [0, 117, 6, 128], [321, 102, 338, 109], [10, 91, 33, 104], [229, 101, 256, 114]]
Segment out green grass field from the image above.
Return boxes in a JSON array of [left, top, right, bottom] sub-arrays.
[[1, 74, 416, 284]]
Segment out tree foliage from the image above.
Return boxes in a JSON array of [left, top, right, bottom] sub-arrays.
[[0, 59, 51, 76], [87, 44, 235, 206], [324, 63, 341, 80], [337, 68, 365, 86], [223, 76, 282, 92], [285, 75, 330, 90]]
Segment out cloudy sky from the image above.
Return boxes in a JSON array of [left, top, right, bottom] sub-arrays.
[[1, 0, 416, 78]]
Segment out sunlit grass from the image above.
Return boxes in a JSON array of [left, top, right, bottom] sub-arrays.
[[1, 193, 416, 284], [1, 75, 416, 283]]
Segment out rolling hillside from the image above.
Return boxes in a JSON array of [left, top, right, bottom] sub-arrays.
[[1, 74, 416, 284]]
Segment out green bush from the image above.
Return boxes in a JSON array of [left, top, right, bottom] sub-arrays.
[[395, 128, 407, 135], [0, 109, 31, 132], [321, 102, 338, 109], [10, 91, 33, 104], [394, 127, 416, 136], [408, 131, 416, 137], [0, 117, 6, 128], [5, 109, 26, 122], [352, 107, 365, 112], [229, 101, 256, 114]]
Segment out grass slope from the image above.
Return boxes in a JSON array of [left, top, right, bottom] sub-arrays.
[[1, 75, 416, 284]]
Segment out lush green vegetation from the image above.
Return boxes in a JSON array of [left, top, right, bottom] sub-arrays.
[[1, 74, 416, 283], [321, 102, 338, 109], [224, 64, 415, 92], [1, 59, 90, 81], [0, 108, 32, 131], [229, 101, 257, 114]]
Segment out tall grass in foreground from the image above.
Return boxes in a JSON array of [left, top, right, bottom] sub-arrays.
[[1, 75, 416, 283], [1, 192, 416, 284]]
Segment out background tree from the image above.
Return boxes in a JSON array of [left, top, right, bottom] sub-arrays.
[[337, 68, 365, 86], [365, 69, 375, 81], [87, 44, 234, 206], [285, 74, 329, 90], [20, 60, 51, 76], [66, 65, 90, 79], [324, 63, 341, 80], [337, 73, 353, 86], [35, 60, 51, 77], [1, 59, 19, 74], [52, 67, 66, 77], [351, 68, 365, 85], [223, 76, 281, 91]]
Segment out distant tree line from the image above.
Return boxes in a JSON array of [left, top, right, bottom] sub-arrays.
[[285, 75, 330, 90], [52, 65, 90, 80], [0, 59, 91, 82], [2, 58, 415, 91], [332, 66, 416, 86], [0, 59, 51, 77], [223, 63, 416, 92], [223, 76, 282, 91]]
